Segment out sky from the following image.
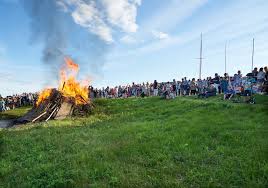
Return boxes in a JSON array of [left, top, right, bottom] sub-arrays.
[[0, 0, 268, 96]]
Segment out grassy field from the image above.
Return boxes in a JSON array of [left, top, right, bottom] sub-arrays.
[[0, 96, 268, 187], [0, 106, 32, 120]]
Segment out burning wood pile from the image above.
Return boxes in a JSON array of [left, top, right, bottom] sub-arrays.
[[15, 57, 92, 124]]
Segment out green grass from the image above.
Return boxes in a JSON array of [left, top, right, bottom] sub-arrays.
[[0, 96, 268, 187], [0, 106, 31, 120]]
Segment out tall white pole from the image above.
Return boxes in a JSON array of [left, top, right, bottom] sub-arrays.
[[199, 33, 203, 79], [251, 38, 255, 71], [225, 42, 227, 74]]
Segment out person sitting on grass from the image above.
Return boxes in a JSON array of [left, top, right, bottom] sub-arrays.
[[234, 85, 243, 95], [161, 82, 175, 99], [198, 84, 216, 98], [224, 85, 235, 100]]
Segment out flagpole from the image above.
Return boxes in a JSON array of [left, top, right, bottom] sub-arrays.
[[251, 38, 255, 71], [225, 42, 227, 74], [199, 33, 203, 79]]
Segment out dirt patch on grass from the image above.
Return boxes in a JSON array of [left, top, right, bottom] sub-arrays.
[[0, 120, 14, 128]]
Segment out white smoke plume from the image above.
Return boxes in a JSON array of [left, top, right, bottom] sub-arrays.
[[22, 0, 142, 68]]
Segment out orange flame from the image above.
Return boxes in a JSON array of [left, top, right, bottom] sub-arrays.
[[36, 57, 89, 106], [36, 88, 52, 106], [59, 57, 89, 105]]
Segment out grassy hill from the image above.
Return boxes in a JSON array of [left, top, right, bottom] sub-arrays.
[[1, 96, 268, 187]]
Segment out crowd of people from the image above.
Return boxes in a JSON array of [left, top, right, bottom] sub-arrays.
[[0, 93, 37, 112], [89, 67, 268, 100], [1, 66, 267, 112]]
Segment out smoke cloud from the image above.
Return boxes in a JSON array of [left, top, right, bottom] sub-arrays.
[[22, 0, 67, 66], [22, 0, 141, 75]]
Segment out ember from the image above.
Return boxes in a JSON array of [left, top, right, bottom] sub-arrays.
[[15, 57, 92, 124]]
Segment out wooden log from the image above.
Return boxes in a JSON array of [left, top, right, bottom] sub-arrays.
[[45, 107, 58, 122], [62, 82, 66, 90], [78, 95, 88, 104], [45, 102, 52, 110], [32, 111, 47, 123], [50, 103, 58, 111]]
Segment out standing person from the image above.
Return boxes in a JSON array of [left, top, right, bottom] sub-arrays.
[[197, 79, 202, 94], [132, 82, 137, 97], [172, 79, 177, 96], [237, 70, 242, 86], [262, 67, 268, 94], [186, 79, 191, 95], [180, 78, 185, 96], [153, 80, 158, 96], [101, 87, 105, 98], [150, 83, 153, 96], [257, 67, 266, 83], [252, 67, 258, 78], [213, 73, 220, 94], [146, 82, 150, 97], [176, 80, 181, 96], [237, 70, 242, 78], [224, 73, 229, 79], [234, 71, 242, 87], [182, 78, 188, 96], [190, 78, 197, 95], [141, 83, 147, 98], [166, 82, 171, 93], [0, 96, 6, 112], [105, 86, 109, 98], [264, 66, 268, 80], [220, 76, 229, 94], [202, 79, 208, 93]]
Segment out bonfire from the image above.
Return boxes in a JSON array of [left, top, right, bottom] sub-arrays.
[[15, 57, 92, 124]]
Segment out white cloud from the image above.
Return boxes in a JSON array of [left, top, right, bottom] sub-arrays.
[[71, 1, 114, 42], [120, 35, 137, 44], [101, 0, 140, 33], [58, 0, 142, 43], [152, 30, 169, 40]]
